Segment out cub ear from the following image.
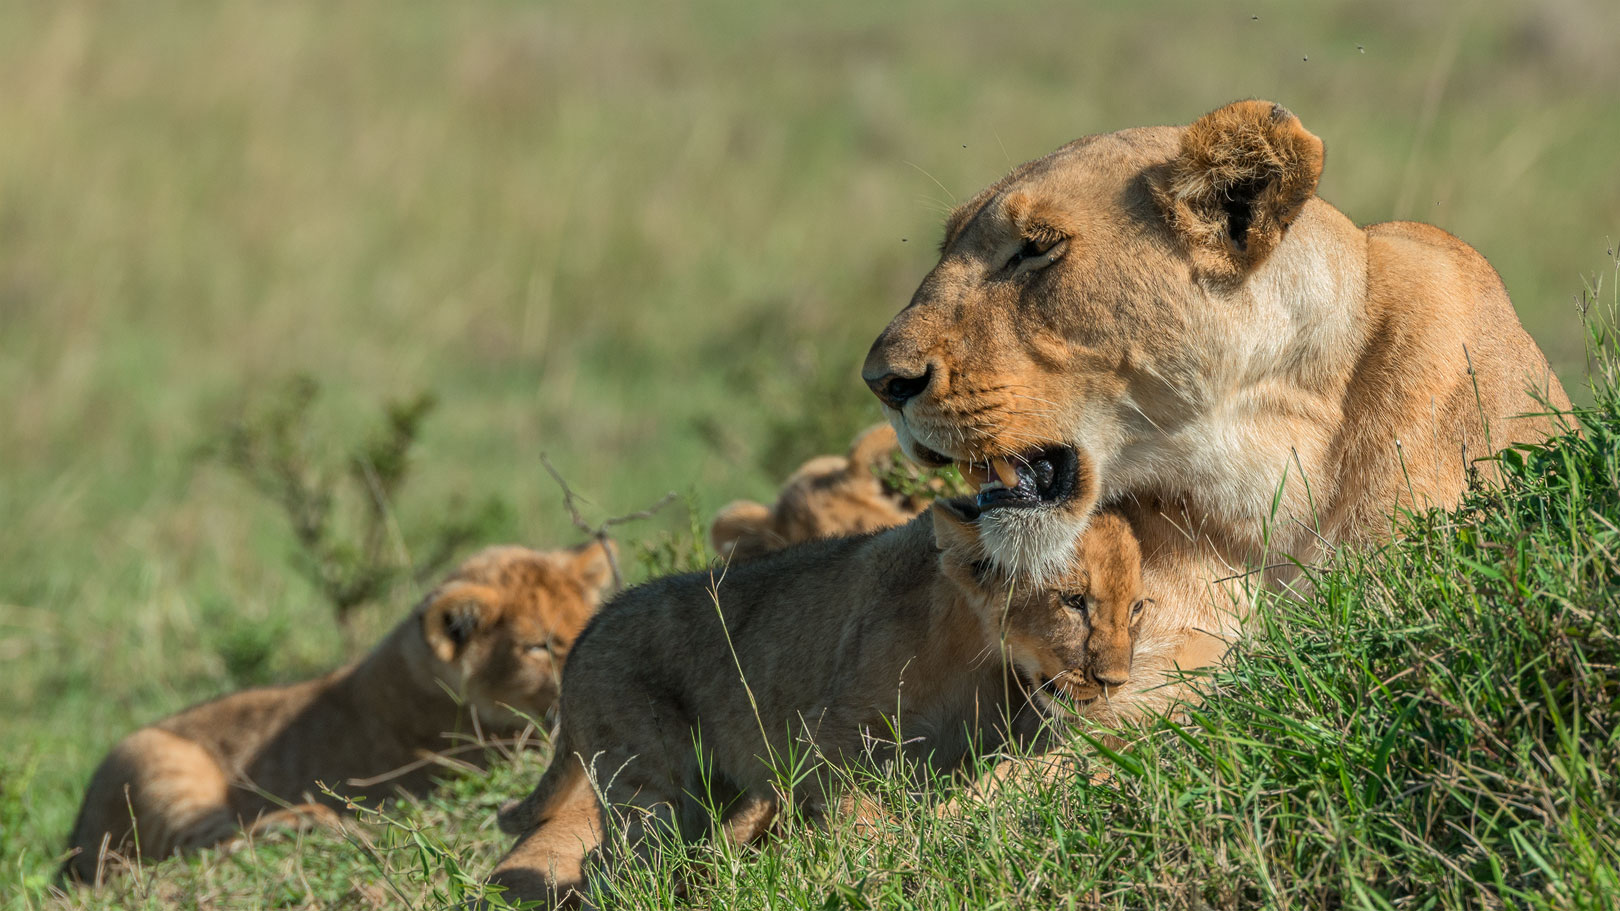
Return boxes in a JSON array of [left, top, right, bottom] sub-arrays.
[[569, 538, 619, 601], [421, 582, 499, 663], [1154, 99, 1324, 281], [930, 496, 983, 555], [709, 500, 775, 559], [845, 423, 901, 477]]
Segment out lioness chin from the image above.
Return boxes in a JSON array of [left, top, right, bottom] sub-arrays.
[[484, 470, 1145, 907], [863, 99, 1571, 719], [61, 542, 615, 886]]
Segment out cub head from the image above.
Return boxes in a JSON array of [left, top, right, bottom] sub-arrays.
[[865, 100, 1329, 579], [710, 423, 928, 562], [934, 494, 1147, 715], [416, 541, 617, 727]]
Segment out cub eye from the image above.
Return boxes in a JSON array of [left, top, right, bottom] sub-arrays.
[[1004, 236, 1067, 275], [524, 640, 557, 657], [1061, 594, 1089, 617], [1131, 600, 1145, 617]]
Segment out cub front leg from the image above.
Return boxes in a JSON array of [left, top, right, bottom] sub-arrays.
[[485, 784, 605, 909], [717, 787, 779, 847]]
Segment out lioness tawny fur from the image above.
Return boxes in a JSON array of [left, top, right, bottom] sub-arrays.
[[863, 99, 1572, 720], [62, 542, 615, 885]]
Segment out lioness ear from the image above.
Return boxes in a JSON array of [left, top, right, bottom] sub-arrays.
[[845, 423, 900, 477], [421, 583, 499, 663], [1154, 100, 1324, 280], [569, 539, 618, 601], [709, 500, 775, 558], [930, 496, 983, 555]]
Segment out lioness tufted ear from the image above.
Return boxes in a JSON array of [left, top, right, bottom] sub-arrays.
[[709, 500, 776, 561], [930, 496, 983, 555], [568, 539, 618, 601], [421, 582, 500, 663], [1154, 100, 1324, 281]]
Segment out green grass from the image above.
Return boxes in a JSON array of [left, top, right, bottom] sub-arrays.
[[3, 0, 1619, 907], [15, 331, 1619, 910]]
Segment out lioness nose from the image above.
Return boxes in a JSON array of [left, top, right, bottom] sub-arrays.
[[864, 365, 933, 410]]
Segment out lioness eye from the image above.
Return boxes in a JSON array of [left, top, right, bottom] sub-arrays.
[[1062, 594, 1088, 617], [1004, 236, 1066, 274]]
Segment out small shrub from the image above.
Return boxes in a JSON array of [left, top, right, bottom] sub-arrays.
[[198, 594, 287, 688], [211, 375, 509, 644]]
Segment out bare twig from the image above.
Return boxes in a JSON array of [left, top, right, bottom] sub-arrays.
[[539, 453, 678, 592]]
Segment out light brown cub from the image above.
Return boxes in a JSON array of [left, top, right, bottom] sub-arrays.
[[710, 423, 931, 562], [484, 473, 1144, 906], [61, 541, 615, 886]]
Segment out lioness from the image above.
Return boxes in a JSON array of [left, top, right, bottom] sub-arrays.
[[710, 423, 930, 562], [862, 99, 1571, 718], [484, 465, 1145, 906], [62, 541, 616, 885]]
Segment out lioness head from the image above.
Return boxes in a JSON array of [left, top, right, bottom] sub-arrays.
[[415, 541, 616, 726], [864, 100, 1332, 579], [933, 471, 1146, 713], [710, 423, 928, 561]]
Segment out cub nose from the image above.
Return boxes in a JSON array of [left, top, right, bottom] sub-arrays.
[[1093, 666, 1130, 687], [864, 365, 933, 410]]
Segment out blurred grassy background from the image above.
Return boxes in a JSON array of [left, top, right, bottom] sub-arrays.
[[2, 0, 1617, 889]]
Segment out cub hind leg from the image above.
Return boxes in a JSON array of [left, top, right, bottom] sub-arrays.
[[62, 728, 236, 884]]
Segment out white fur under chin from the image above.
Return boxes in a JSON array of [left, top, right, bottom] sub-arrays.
[[977, 505, 1090, 586]]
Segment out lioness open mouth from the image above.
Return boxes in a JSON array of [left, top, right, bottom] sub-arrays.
[[957, 446, 1079, 511]]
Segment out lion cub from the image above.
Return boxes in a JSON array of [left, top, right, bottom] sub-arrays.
[[710, 423, 932, 562], [485, 491, 1145, 905], [62, 541, 616, 885]]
